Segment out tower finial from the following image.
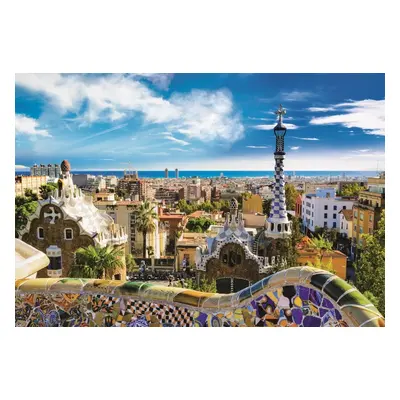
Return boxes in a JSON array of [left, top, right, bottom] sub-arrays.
[[274, 104, 286, 125]]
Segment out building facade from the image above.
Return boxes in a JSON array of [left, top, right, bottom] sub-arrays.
[[30, 163, 60, 178], [352, 176, 385, 247], [94, 199, 168, 258], [15, 175, 48, 196], [301, 188, 354, 233], [117, 173, 148, 201]]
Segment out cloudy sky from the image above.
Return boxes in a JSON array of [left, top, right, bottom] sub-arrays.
[[15, 73, 385, 171]]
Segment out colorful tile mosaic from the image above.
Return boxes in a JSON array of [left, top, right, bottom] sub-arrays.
[[15, 267, 385, 327]]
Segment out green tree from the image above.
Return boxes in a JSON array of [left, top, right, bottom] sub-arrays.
[[125, 254, 138, 274], [15, 190, 39, 237], [262, 199, 272, 216], [70, 245, 125, 279], [310, 235, 334, 261], [186, 217, 214, 233], [355, 210, 385, 315], [340, 183, 363, 197], [185, 277, 217, 293], [136, 201, 158, 258], [285, 183, 298, 211], [39, 183, 58, 200]]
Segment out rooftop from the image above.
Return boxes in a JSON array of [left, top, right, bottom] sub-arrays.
[[339, 209, 353, 221]]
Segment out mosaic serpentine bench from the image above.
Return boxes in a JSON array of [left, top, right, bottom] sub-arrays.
[[15, 266, 385, 327]]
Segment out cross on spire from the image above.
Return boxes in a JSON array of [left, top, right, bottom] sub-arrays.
[[275, 104, 286, 124]]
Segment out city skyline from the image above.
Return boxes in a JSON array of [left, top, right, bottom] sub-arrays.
[[15, 73, 385, 171]]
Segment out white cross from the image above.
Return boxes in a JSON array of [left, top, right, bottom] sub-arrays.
[[44, 207, 61, 224]]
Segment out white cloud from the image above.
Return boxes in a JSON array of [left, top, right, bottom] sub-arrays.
[[130, 73, 174, 90], [307, 107, 335, 112], [253, 123, 299, 130], [292, 136, 319, 141], [290, 146, 300, 150], [281, 91, 316, 102], [169, 148, 190, 152], [248, 117, 272, 121], [352, 149, 370, 153], [246, 145, 270, 149], [15, 74, 244, 143], [15, 165, 29, 169], [15, 114, 52, 137], [264, 91, 316, 103], [72, 123, 128, 144], [309, 99, 385, 136], [164, 135, 190, 146]]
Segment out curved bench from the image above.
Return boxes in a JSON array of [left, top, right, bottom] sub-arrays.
[[15, 266, 385, 327]]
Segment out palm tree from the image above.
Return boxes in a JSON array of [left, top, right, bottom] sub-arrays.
[[71, 245, 124, 279], [136, 201, 158, 258], [310, 235, 333, 262]]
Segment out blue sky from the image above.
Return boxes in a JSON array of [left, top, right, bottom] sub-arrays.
[[15, 73, 385, 171]]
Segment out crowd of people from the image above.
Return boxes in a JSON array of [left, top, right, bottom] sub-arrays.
[[127, 260, 195, 286]]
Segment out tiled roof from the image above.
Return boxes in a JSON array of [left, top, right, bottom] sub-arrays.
[[340, 209, 353, 221]]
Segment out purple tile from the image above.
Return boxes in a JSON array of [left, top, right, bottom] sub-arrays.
[[310, 289, 323, 306], [319, 308, 328, 318], [298, 286, 310, 301], [292, 308, 303, 325], [196, 312, 208, 326], [303, 315, 322, 327], [334, 309, 342, 321], [322, 298, 334, 309]]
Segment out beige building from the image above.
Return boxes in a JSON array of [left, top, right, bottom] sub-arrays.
[[176, 232, 207, 271], [94, 197, 168, 258], [15, 175, 48, 196], [242, 194, 263, 214]]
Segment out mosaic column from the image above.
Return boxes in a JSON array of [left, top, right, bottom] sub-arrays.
[[265, 105, 292, 241]]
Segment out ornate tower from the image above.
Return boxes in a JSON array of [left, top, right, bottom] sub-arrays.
[[257, 105, 293, 269], [265, 105, 292, 238]]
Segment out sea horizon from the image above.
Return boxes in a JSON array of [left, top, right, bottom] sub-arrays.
[[14, 169, 379, 179]]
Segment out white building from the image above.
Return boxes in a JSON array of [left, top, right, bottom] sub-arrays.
[[302, 188, 354, 232]]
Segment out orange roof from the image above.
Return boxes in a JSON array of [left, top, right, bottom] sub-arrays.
[[160, 214, 186, 220], [188, 210, 206, 218]]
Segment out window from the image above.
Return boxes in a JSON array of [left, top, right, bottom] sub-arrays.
[[312, 212, 314, 217], [343, 206, 346, 210], [324, 213, 328, 219], [341, 222, 343, 229], [37, 227, 44, 239], [312, 204, 314, 209], [369, 215, 373, 222], [64, 228, 73, 240], [354, 224, 357, 231], [324, 222, 328, 228], [333, 213, 336, 219], [311, 220, 313, 226], [354, 211, 358, 219], [324, 205, 328, 210], [360, 212, 364, 221], [333, 222, 337, 229], [333, 205, 337, 210], [359, 226, 363, 234]]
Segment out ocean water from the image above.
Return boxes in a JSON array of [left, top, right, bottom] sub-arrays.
[[15, 170, 375, 179]]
